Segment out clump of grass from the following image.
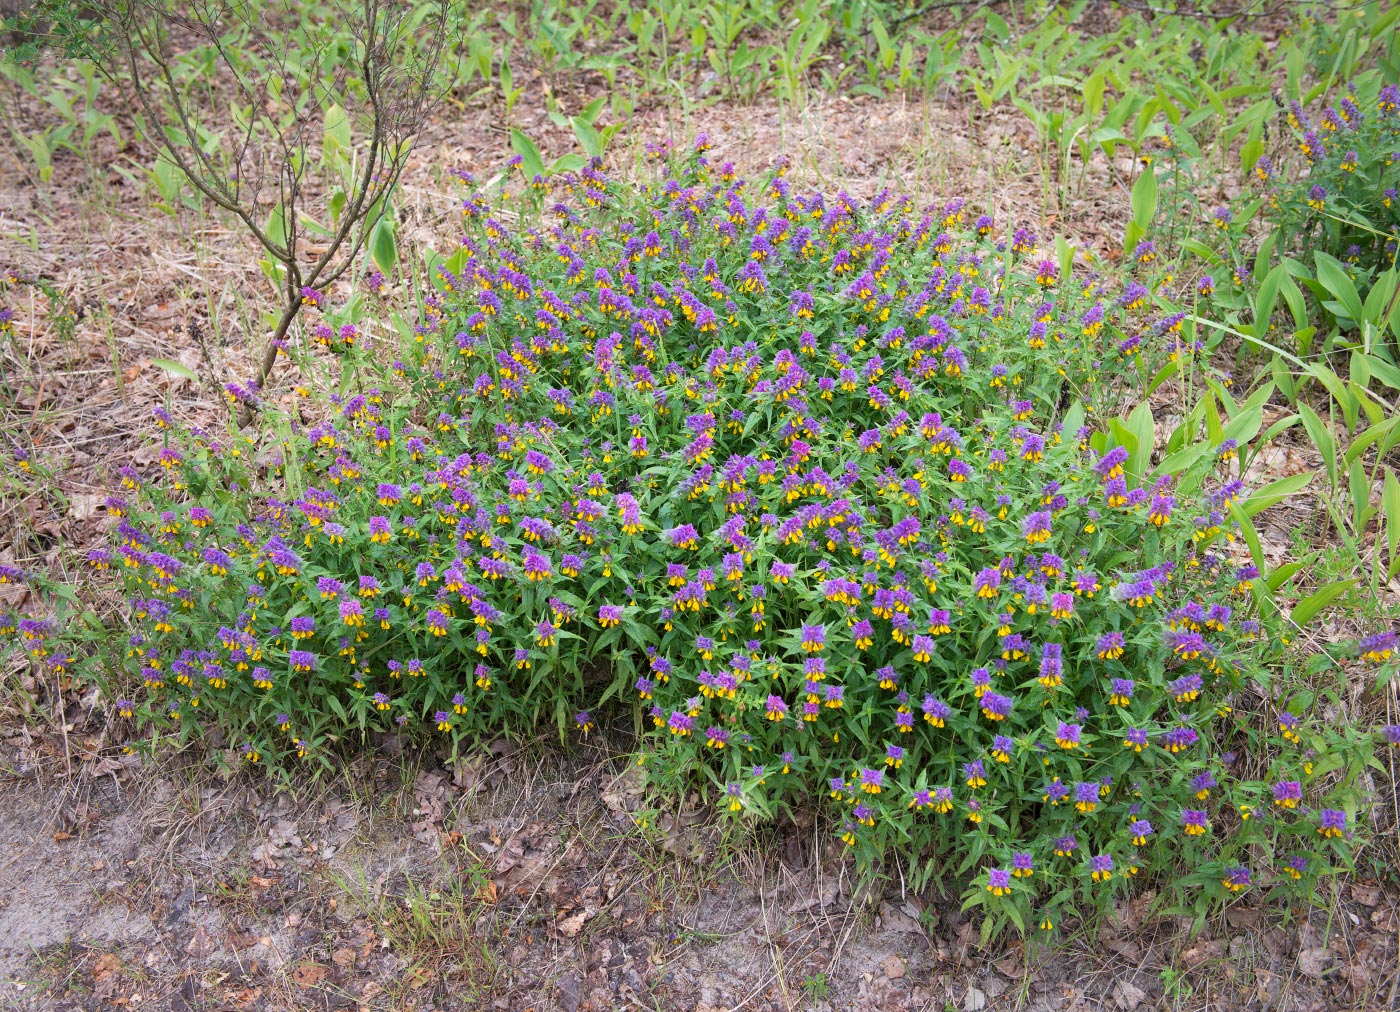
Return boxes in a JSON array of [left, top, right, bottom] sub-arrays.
[[333, 866, 500, 998]]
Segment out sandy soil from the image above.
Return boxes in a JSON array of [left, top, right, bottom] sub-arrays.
[[3, 730, 1396, 1011]]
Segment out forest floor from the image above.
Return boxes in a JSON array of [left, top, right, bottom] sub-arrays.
[[1, 73, 1399, 1010]]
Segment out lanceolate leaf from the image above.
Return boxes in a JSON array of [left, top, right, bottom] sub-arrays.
[[1239, 471, 1314, 517], [369, 218, 397, 276], [151, 358, 199, 383], [1290, 578, 1358, 628], [510, 128, 546, 179]]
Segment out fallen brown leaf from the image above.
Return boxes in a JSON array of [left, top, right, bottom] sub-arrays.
[[291, 963, 327, 987], [92, 953, 121, 983], [556, 910, 587, 938]]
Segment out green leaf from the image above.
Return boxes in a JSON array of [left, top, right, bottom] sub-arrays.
[[1130, 166, 1157, 231], [1203, 390, 1224, 445], [1362, 269, 1397, 331], [1343, 416, 1398, 468], [1239, 471, 1314, 517], [328, 188, 346, 226], [1082, 68, 1105, 119], [1107, 420, 1139, 479], [1060, 400, 1085, 437], [571, 115, 603, 158], [579, 95, 607, 123], [1383, 469, 1400, 571], [1298, 403, 1337, 493], [151, 358, 199, 383], [1155, 441, 1212, 479], [323, 103, 351, 155], [369, 218, 397, 276], [1272, 356, 1297, 405], [1290, 578, 1358, 628], [551, 153, 588, 173], [510, 128, 546, 179], [1308, 363, 1358, 431], [1348, 457, 1370, 534], [1146, 360, 1180, 395], [1179, 239, 1217, 261], [1227, 502, 1274, 615], [1240, 132, 1264, 175], [1055, 235, 1074, 284], [1258, 413, 1300, 451], [1363, 354, 1400, 392], [1220, 406, 1264, 449], [266, 202, 289, 250], [1252, 263, 1285, 335], [1314, 251, 1364, 324], [443, 246, 471, 277], [1267, 559, 1309, 593], [1123, 400, 1154, 488]]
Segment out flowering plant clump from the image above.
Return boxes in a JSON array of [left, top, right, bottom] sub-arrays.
[[12, 139, 1383, 937], [1251, 79, 1400, 283]]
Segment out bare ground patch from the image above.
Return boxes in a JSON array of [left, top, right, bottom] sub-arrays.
[[1, 724, 1397, 1011]]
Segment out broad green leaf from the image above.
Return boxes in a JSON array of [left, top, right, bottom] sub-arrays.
[[552, 153, 588, 173], [1227, 502, 1275, 615], [369, 218, 397, 276], [1272, 356, 1297, 405], [1363, 353, 1400, 392], [1055, 236, 1074, 284], [328, 188, 346, 225], [1315, 251, 1364, 324], [1154, 441, 1212, 478], [1240, 132, 1264, 175], [1220, 406, 1263, 449], [1258, 413, 1300, 451], [509, 128, 546, 179], [443, 246, 470, 277], [1298, 402, 1337, 492], [1307, 363, 1357, 432], [266, 203, 289, 250], [1239, 471, 1314, 517], [571, 115, 602, 158], [1252, 263, 1285, 335], [1348, 457, 1370, 534], [1253, 229, 1277, 279], [1290, 578, 1358, 628], [1146, 361, 1179, 395], [1130, 165, 1157, 231], [1362, 269, 1397, 332], [1338, 417, 1394, 470], [1383, 469, 1400, 570], [1060, 400, 1085, 437], [1266, 559, 1309, 593], [1082, 68, 1105, 119], [1236, 381, 1277, 415], [578, 95, 607, 123], [323, 103, 351, 154], [1206, 379, 1237, 417], [1124, 400, 1154, 487], [151, 358, 199, 383], [1204, 390, 1224, 445]]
